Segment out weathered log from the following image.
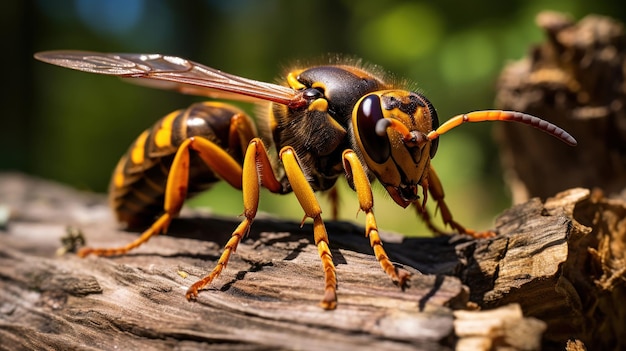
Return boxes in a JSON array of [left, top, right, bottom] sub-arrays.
[[495, 11, 626, 202], [0, 173, 623, 350], [493, 13, 626, 349]]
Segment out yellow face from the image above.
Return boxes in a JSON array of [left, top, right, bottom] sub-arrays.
[[352, 90, 439, 207]]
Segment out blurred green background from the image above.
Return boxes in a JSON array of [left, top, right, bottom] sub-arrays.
[[4, 0, 622, 235]]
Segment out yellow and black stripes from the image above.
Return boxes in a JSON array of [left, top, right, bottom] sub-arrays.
[[109, 102, 251, 227]]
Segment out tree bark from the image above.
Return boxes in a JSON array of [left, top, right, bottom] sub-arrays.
[[1, 173, 624, 350], [495, 11, 626, 203]]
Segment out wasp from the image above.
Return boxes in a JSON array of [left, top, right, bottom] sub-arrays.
[[34, 51, 577, 309]]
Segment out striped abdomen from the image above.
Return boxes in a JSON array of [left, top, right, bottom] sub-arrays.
[[109, 102, 252, 228]]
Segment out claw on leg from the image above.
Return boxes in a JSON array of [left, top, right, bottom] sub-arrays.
[[185, 218, 252, 300], [419, 166, 496, 239], [342, 150, 411, 288], [281, 147, 338, 309]]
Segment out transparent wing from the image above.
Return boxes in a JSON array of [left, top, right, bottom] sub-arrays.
[[34, 50, 305, 107]]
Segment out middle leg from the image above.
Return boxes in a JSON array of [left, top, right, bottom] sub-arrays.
[[420, 165, 495, 238], [280, 146, 338, 310], [186, 138, 284, 300]]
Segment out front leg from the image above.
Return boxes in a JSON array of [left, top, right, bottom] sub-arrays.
[[342, 150, 411, 287], [420, 165, 495, 238]]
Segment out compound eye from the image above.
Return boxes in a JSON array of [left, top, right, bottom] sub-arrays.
[[414, 92, 439, 159], [356, 94, 391, 164]]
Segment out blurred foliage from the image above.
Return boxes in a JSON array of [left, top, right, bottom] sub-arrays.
[[4, 0, 623, 235]]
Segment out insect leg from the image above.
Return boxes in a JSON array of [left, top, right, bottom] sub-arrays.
[[342, 150, 411, 287], [228, 112, 259, 160], [412, 200, 450, 236], [425, 165, 495, 238], [78, 138, 199, 257], [280, 146, 337, 310], [186, 138, 283, 300], [325, 187, 340, 221]]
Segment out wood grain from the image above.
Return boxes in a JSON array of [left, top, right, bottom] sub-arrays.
[[1, 173, 623, 350]]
